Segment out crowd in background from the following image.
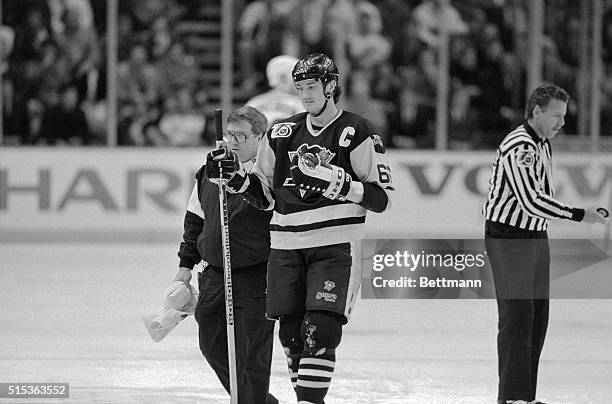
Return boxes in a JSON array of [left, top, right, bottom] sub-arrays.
[[236, 0, 612, 148], [2, 0, 611, 148], [2, 0, 208, 146]]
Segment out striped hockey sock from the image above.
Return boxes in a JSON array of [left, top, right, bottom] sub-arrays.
[[296, 349, 335, 404]]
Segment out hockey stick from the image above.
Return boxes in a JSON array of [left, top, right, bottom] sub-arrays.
[[214, 109, 238, 404]]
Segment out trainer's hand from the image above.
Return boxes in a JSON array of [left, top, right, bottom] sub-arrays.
[[582, 207, 609, 224], [205, 148, 239, 181], [290, 148, 352, 201], [173, 267, 192, 286]]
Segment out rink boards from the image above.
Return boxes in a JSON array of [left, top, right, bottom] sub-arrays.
[[1, 148, 611, 241]]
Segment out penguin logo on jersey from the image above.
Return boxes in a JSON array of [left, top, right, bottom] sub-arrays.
[[285, 144, 336, 197], [271, 122, 296, 138], [288, 144, 336, 169]]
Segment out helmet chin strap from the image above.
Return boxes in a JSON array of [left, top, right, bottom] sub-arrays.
[[312, 96, 331, 117], [312, 83, 333, 117]]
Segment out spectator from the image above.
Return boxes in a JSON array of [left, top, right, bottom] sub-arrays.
[[37, 85, 90, 145], [412, 0, 468, 48], [116, 43, 163, 146], [347, 3, 392, 76], [396, 14, 426, 67], [396, 50, 437, 147], [237, 0, 298, 93], [156, 42, 201, 99], [10, 6, 50, 63], [53, 2, 101, 102], [159, 87, 206, 146], [142, 121, 169, 146], [19, 39, 73, 143], [449, 39, 480, 147], [343, 70, 389, 140], [322, 0, 359, 82], [376, 0, 413, 67], [296, 0, 331, 54], [149, 16, 173, 60], [473, 33, 513, 147], [370, 63, 403, 145], [117, 44, 161, 106], [0, 24, 15, 75], [128, 0, 183, 34], [117, 13, 136, 61], [1, 24, 15, 138], [124, 98, 165, 146], [604, 3, 612, 65], [8, 6, 52, 139]]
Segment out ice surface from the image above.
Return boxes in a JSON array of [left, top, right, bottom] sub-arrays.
[[1, 243, 611, 403]]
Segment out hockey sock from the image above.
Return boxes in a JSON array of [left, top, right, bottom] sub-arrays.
[[296, 349, 335, 403], [279, 314, 305, 392], [296, 311, 343, 404]]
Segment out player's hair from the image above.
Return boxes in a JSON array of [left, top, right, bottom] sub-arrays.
[[525, 83, 569, 119], [227, 106, 268, 137], [331, 84, 342, 103]]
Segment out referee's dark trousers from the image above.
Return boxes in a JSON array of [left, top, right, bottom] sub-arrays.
[[485, 221, 550, 402], [195, 262, 277, 404]]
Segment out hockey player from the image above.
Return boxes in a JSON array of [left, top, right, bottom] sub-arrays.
[[206, 53, 394, 404], [246, 55, 305, 130], [175, 106, 278, 404]]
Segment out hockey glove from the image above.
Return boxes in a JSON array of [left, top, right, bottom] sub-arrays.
[[204, 148, 249, 193], [290, 150, 352, 201], [205, 148, 238, 181]]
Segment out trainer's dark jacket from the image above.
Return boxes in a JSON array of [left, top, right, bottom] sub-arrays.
[[178, 159, 272, 269], [482, 121, 584, 231]]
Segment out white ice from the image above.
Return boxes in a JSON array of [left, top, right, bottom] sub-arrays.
[[1, 243, 611, 403]]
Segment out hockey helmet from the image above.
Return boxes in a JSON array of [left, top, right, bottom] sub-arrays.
[[266, 55, 299, 88], [292, 53, 339, 86]]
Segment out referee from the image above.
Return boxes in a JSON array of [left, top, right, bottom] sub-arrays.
[[482, 83, 608, 404]]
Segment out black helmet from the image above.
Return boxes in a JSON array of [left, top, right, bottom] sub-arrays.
[[292, 53, 339, 86]]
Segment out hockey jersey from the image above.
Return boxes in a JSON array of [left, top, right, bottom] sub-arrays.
[[241, 110, 394, 250], [246, 89, 305, 130]]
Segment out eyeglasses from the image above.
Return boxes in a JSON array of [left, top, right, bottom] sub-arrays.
[[223, 130, 254, 143]]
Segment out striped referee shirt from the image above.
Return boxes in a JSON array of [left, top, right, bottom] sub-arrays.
[[483, 122, 584, 231]]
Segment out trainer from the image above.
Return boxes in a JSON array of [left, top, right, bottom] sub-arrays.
[[482, 83, 608, 404], [174, 106, 277, 404]]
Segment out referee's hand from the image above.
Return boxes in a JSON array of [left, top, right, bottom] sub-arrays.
[[582, 207, 609, 224]]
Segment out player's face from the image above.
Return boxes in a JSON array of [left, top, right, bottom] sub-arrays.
[[533, 99, 567, 139], [224, 120, 261, 162], [295, 79, 326, 113]]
